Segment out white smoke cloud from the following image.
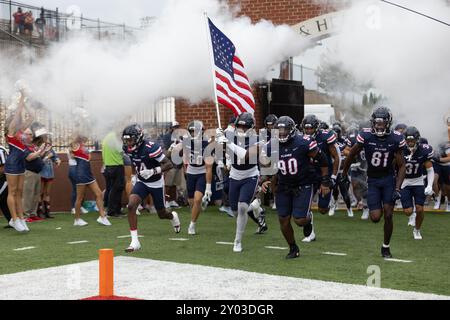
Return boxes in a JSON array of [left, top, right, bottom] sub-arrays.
[[319, 0, 450, 146], [0, 0, 309, 138]]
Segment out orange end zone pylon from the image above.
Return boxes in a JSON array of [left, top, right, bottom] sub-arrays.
[[99, 249, 114, 297]]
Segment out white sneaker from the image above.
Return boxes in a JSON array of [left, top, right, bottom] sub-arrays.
[[188, 222, 196, 235], [413, 228, 422, 240], [97, 216, 112, 226], [149, 206, 157, 214], [9, 219, 26, 232], [347, 207, 354, 218], [170, 211, 181, 233], [433, 193, 441, 210], [361, 208, 370, 220], [169, 201, 180, 208], [219, 206, 234, 217], [74, 218, 88, 227], [81, 206, 88, 214], [125, 241, 141, 253], [408, 212, 416, 226], [302, 230, 316, 243], [395, 201, 402, 209], [328, 203, 336, 216], [271, 202, 276, 210], [446, 198, 450, 212], [71, 208, 76, 214], [233, 241, 242, 252], [20, 219, 30, 232]]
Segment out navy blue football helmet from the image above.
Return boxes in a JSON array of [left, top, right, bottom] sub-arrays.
[[370, 106, 392, 137], [301, 114, 320, 137], [275, 116, 297, 144], [235, 112, 255, 137], [122, 124, 144, 151]]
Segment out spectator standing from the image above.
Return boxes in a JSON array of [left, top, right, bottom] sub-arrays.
[[24, 11, 34, 37], [35, 8, 46, 39], [12, 7, 24, 35], [102, 131, 125, 217], [23, 125, 50, 222]]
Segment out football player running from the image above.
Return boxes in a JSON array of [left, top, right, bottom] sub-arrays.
[[261, 116, 331, 259], [400, 127, 434, 239], [301, 114, 341, 242], [122, 124, 180, 253], [342, 107, 406, 258], [216, 112, 265, 253]]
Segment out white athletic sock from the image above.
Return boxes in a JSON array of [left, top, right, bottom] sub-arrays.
[[235, 203, 249, 243], [382, 243, 390, 248], [130, 229, 139, 243]]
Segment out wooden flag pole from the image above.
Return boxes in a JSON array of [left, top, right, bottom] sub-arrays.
[[204, 12, 222, 129]]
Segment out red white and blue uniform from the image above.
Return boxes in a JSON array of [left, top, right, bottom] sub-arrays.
[[309, 129, 337, 209], [72, 144, 95, 185], [266, 134, 318, 218], [5, 131, 31, 175], [356, 129, 406, 210], [400, 144, 434, 208], [183, 138, 209, 199], [124, 139, 166, 210]]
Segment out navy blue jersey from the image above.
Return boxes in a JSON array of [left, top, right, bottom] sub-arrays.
[[403, 144, 433, 179], [345, 136, 367, 171], [182, 138, 209, 169], [267, 135, 318, 187], [124, 139, 164, 183], [226, 132, 259, 171], [357, 129, 406, 178], [308, 129, 337, 173]]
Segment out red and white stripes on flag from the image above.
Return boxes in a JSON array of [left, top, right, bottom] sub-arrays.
[[208, 18, 255, 116]]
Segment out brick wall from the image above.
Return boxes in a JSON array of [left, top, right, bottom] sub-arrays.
[[174, 0, 340, 129]]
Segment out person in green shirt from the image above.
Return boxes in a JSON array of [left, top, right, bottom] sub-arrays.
[[102, 131, 125, 217]]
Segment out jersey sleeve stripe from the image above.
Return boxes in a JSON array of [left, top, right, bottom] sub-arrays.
[[399, 140, 406, 147], [327, 134, 337, 143], [309, 141, 318, 150], [356, 134, 364, 144], [149, 147, 162, 158]]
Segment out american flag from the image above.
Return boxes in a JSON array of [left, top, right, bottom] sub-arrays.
[[208, 18, 255, 116]]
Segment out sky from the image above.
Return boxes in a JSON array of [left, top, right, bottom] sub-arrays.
[[22, 0, 167, 27]]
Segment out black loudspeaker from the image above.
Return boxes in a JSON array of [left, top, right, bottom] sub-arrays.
[[258, 79, 305, 125]]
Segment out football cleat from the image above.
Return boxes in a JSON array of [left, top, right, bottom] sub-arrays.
[[347, 208, 354, 218], [170, 211, 181, 233], [328, 202, 336, 216], [408, 212, 416, 226], [286, 244, 300, 259], [219, 206, 234, 217], [233, 241, 242, 253], [255, 213, 268, 234], [302, 230, 316, 243], [381, 246, 392, 258], [361, 208, 370, 220], [413, 228, 422, 240], [125, 242, 141, 253]]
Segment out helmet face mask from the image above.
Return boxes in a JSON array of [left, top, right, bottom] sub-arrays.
[[188, 120, 204, 140], [404, 126, 420, 153], [371, 107, 392, 137], [235, 112, 255, 138], [275, 116, 296, 144], [301, 115, 319, 137], [122, 124, 144, 151]]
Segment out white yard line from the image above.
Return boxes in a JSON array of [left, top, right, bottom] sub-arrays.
[[265, 246, 288, 250], [384, 258, 413, 263], [117, 235, 144, 239], [67, 241, 89, 245], [216, 241, 234, 245], [13, 247, 36, 251], [0, 257, 447, 300], [169, 238, 189, 241], [322, 252, 347, 256]]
